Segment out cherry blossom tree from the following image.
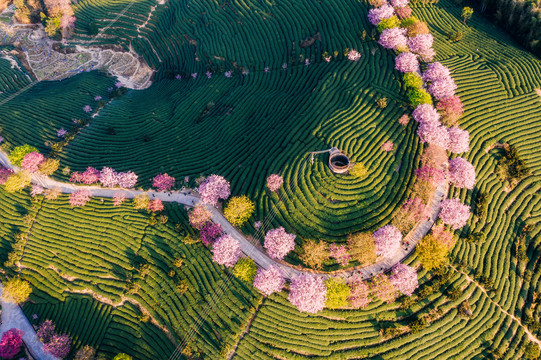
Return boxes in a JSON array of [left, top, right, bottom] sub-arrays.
[[422, 62, 451, 82], [439, 198, 471, 229], [417, 120, 449, 149], [266, 174, 283, 192], [288, 275, 327, 313], [378, 27, 408, 50], [100, 167, 119, 188], [43, 334, 71, 358], [329, 243, 350, 266], [448, 157, 476, 189], [117, 171, 138, 188], [373, 225, 402, 258], [428, 78, 457, 100], [264, 227, 296, 260], [0, 166, 12, 184], [431, 223, 456, 249], [37, 320, 55, 343], [381, 141, 394, 152], [31, 184, 44, 197], [199, 175, 231, 205], [447, 127, 470, 154], [57, 128, 67, 138], [394, 52, 419, 73], [212, 234, 241, 267], [347, 50, 362, 61], [398, 114, 410, 126], [437, 96, 464, 125], [200, 223, 223, 247], [81, 167, 100, 184], [408, 34, 433, 54], [69, 172, 82, 183], [188, 205, 212, 230], [0, 328, 23, 359], [113, 192, 126, 206], [69, 189, 92, 207], [395, 6, 412, 18], [412, 104, 441, 124], [389, 263, 418, 296], [368, 4, 394, 26], [347, 276, 371, 308], [83, 105, 92, 113], [402, 197, 429, 221], [390, 0, 409, 7], [152, 173, 175, 191], [370, 274, 398, 303], [415, 165, 445, 184], [253, 265, 285, 296], [21, 152, 45, 172], [147, 199, 164, 212]]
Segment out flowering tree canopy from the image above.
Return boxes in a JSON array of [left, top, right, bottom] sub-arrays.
[[21, 152, 45, 172], [422, 62, 451, 82], [368, 4, 394, 26], [264, 227, 296, 260], [199, 175, 231, 205], [329, 243, 350, 267], [402, 197, 429, 221], [113, 192, 126, 206], [394, 52, 419, 73], [200, 223, 223, 247], [0, 166, 13, 185], [415, 165, 445, 184], [69, 189, 92, 207], [81, 167, 100, 184], [448, 157, 476, 189], [395, 5, 412, 18], [389, 263, 418, 296], [212, 234, 241, 267], [347, 276, 371, 308], [147, 199, 164, 212], [253, 265, 285, 296], [43, 334, 71, 358], [373, 225, 402, 258], [447, 126, 470, 154], [437, 95, 464, 125], [152, 173, 175, 191], [8, 144, 38, 166], [428, 78, 457, 100], [224, 195, 255, 227], [57, 128, 67, 138], [417, 234, 449, 270], [417, 120, 449, 149], [100, 167, 119, 188], [381, 141, 394, 152], [31, 184, 44, 197], [37, 320, 55, 343], [431, 223, 456, 249], [189, 205, 212, 230], [325, 278, 351, 309], [117, 171, 138, 188], [439, 198, 471, 229], [288, 275, 327, 313], [266, 174, 283, 192], [408, 33, 433, 54], [370, 274, 398, 303], [390, 0, 409, 7], [347, 50, 362, 61], [83, 105, 92, 113], [0, 328, 23, 359], [412, 104, 441, 124], [378, 27, 408, 50]]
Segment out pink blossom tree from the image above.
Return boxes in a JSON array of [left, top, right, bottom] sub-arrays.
[[381, 141, 394, 152], [415, 165, 445, 185], [21, 152, 45, 172], [428, 78, 457, 100], [31, 184, 44, 197], [389, 263, 418, 296], [0, 328, 23, 359], [417, 120, 449, 149], [113, 192, 126, 206], [398, 114, 410, 126], [402, 197, 429, 221], [69, 171, 83, 183], [188, 205, 212, 230], [212, 234, 241, 267], [390, 0, 409, 7], [422, 62, 451, 82], [447, 127, 470, 154], [117, 171, 138, 188], [0, 166, 13, 184], [329, 243, 350, 266], [431, 223, 456, 248], [368, 4, 395, 26], [57, 128, 67, 138], [347, 276, 371, 308], [83, 105, 92, 113], [378, 28, 408, 50], [199, 175, 231, 205], [81, 167, 100, 184], [152, 173, 175, 191], [448, 157, 476, 189], [439, 198, 470, 229], [288, 275, 327, 313], [395, 6, 412, 18], [370, 274, 398, 303], [43, 334, 71, 358], [200, 223, 223, 247], [437, 96, 464, 123], [37, 320, 55, 343], [394, 52, 419, 73], [147, 199, 164, 212], [373, 225, 402, 258], [412, 104, 440, 124], [264, 227, 296, 260], [408, 34, 433, 54], [253, 265, 285, 296], [266, 174, 283, 192], [99, 167, 119, 188], [69, 189, 92, 207], [347, 50, 362, 61]]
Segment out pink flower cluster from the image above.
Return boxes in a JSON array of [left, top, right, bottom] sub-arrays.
[[253, 265, 285, 296], [408, 34, 434, 55], [147, 198, 164, 212], [389, 263, 418, 296], [31, 184, 44, 197], [57, 128, 67, 138], [266, 174, 283, 192], [347, 50, 362, 62], [329, 243, 350, 266], [422, 62, 451, 82], [70, 167, 137, 188], [402, 197, 429, 222], [212, 234, 241, 267], [413, 104, 440, 124], [189, 205, 212, 230], [381, 141, 394, 152], [83, 105, 92, 113], [113, 192, 126, 206], [21, 152, 45, 172], [200, 223, 223, 247], [415, 165, 445, 184], [439, 198, 470, 229], [378, 27, 408, 50], [417, 120, 449, 149], [288, 275, 327, 313], [199, 175, 231, 205], [152, 173, 175, 191], [43, 334, 71, 358], [431, 223, 456, 248], [373, 225, 402, 258], [368, 4, 394, 25], [447, 127, 470, 154], [264, 227, 296, 260], [0, 328, 23, 359], [428, 78, 457, 100], [390, 0, 409, 7], [0, 166, 12, 184], [370, 273, 398, 303], [394, 52, 419, 73], [69, 189, 92, 207], [448, 157, 476, 189], [437, 95, 464, 121], [347, 276, 371, 308], [395, 6, 411, 18]]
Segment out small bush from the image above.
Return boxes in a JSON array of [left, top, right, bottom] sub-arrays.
[[408, 88, 432, 106], [325, 278, 351, 309], [232, 258, 257, 282], [224, 195, 255, 227], [403, 72, 423, 89], [376, 97, 388, 109]]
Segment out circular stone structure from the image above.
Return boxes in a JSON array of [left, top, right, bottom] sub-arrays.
[[328, 147, 351, 174]]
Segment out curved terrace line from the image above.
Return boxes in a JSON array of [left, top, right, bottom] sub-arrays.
[[0, 149, 447, 280]]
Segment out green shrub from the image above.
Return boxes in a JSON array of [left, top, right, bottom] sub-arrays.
[[232, 258, 257, 282], [8, 144, 37, 166], [403, 73, 423, 89], [400, 16, 419, 28], [224, 195, 255, 227], [377, 16, 400, 32], [325, 278, 350, 309], [349, 163, 368, 178], [408, 88, 433, 106]]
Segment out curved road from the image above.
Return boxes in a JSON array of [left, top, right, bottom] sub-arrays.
[[0, 150, 447, 280]]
